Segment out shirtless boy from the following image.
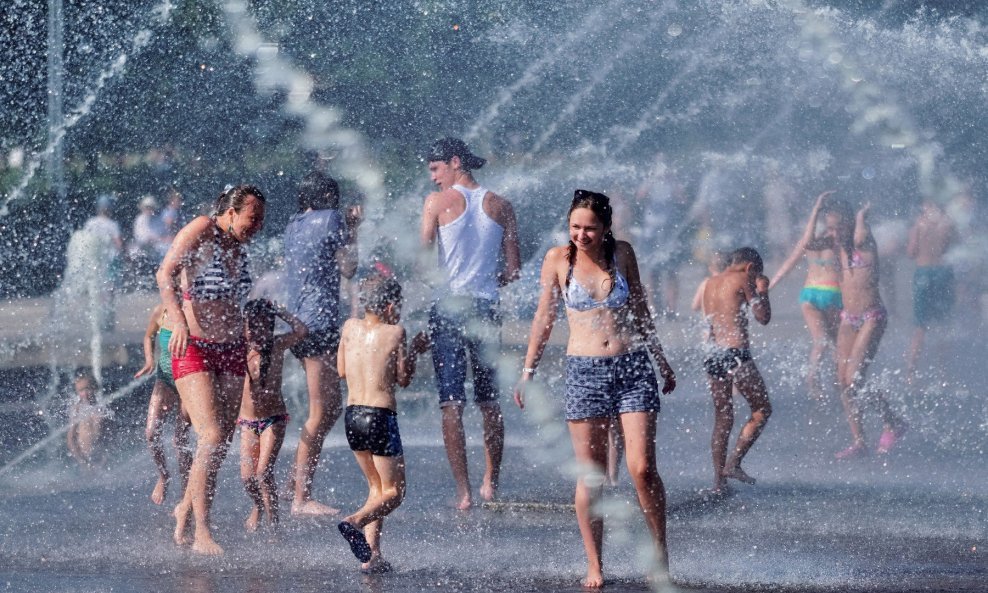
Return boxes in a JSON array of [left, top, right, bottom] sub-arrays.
[[701, 247, 772, 494], [336, 274, 429, 572], [905, 198, 956, 382]]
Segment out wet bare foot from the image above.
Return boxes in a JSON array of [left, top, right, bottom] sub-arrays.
[[723, 466, 756, 484], [191, 530, 224, 556], [172, 502, 192, 546], [454, 491, 472, 511], [647, 564, 672, 591], [245, 507, 260, 532], [698, 483, 732, 501], [151, 475, 169, 505], [291, 500, 341, 517], [361, 554, 393, 574], [581, 567, 604, 588], [479, 479, 497, 503]]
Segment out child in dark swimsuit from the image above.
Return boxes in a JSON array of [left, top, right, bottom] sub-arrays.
[[135, 303, 191, 505], [336, 273, 429, 572], [238, 298, 308, 532], [701, 247, 772, 495]]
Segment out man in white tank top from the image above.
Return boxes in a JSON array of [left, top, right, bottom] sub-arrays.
[[420, 137, 521, 510]]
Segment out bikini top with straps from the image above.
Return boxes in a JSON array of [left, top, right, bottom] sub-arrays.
[[563, 259, 630, 311], [182, 226, 251, 305]]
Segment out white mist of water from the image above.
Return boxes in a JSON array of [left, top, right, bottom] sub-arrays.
[[0, 0, 177, 218]]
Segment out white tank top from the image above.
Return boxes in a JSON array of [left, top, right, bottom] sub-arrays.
[[435, 184, 504, 301]]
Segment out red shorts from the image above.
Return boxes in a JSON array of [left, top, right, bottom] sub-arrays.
[[172, 336, 247, 380]]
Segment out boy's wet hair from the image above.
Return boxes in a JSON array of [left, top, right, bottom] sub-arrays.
[[729, 246, 764, 274], [360, 274, 402, 315]]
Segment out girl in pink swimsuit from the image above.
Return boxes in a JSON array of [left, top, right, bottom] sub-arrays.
[[830, 200, 907, 459]]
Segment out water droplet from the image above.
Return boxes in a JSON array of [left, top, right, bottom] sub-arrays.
[[861, 167, 876, 180], [666, 24, 682, 37]]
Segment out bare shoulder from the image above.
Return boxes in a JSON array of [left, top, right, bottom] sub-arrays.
[[384, 324, 406, 349], [614, 240, 639, 268], [427, 187, 462, 206], [340, 318, 358, 338], [182, 215, 214, 235], [545, 245, 569, 264], [484, 191, 516, 223], [615, 240, 636, 257]]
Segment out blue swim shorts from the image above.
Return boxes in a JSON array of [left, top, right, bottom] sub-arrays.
[[428, 298, 501, 408], [799, 285, 843, 311], [564, 350, 660, 421]]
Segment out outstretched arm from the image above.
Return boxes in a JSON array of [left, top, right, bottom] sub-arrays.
[[770, 190, 833, 289], [621, 243, 676, 394], [420, 194, 439, 249], [513, 250, 562, 409], [854, 202, 873, 249], [274, 304, 309, 350], [396, 329, 430, 388], [336, 205, 363, 280]]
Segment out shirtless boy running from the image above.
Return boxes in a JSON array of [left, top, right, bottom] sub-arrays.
[[336, 274, 429, 572], [701, 247, 773, 494], [905, 198, 956, 382]]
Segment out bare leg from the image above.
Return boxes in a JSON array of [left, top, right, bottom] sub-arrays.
[[708, 375, 735, 492], [606, 419, 624, 487], [240, 426, 263, 532], [257, 422, 286, 528], [344, 451, 404, 572], [905, 326, 926, 384], [290, 353, 343, 515], [724, 362, 772, 483], [175, 372, 241, 555], [440, 404, 471, 509], [802, 303, 832, 401], [146, 381, 172, 504], [836, 317, 887, 454], [479, 403, 503, 502], [619, 411, 669, 579], [174, 405, 192, 493], [568, 418, 609, 589]]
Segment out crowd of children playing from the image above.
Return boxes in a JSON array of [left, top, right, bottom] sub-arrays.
[[63, 137, 961, 588]]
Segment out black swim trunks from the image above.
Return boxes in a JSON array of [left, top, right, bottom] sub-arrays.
[[344, 405, 403, 457], [703, 348, 753, 380]]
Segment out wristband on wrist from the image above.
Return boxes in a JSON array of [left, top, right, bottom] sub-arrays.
[[522, 367, 536, 376]]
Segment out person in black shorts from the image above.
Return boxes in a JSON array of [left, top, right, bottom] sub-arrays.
[[336, 273, 430, 572]]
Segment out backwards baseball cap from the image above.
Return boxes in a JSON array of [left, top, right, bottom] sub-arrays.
[[426, 137, 486, 170]]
